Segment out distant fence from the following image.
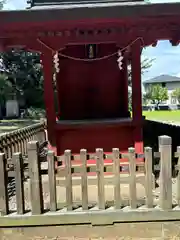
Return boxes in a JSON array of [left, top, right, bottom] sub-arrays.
[[144, 120, 180, 155], [1, 135, 180, 226], [143, 104, 180, 111], [0, 121, 47, 160]]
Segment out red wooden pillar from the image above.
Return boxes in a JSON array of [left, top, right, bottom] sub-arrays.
[[122, 57, 129, 115], [41, 50, 56, 145], [131, 40, 143, 153], [55, 72, 61, 119]]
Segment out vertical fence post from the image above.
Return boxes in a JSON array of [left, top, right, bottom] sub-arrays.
[[113, 148, 121, 209], [24, 137, 27, 155], [176, 146, 180, 206], [80, 149, 88, 210], [144, 147, 153, 208], [96, 148, 105, 210], [48, 150, 57, 212], [159, 135, 172, 210], [28, 141, 43, 214], [13, 152, 25, 214], [65, 150, 73, 211], [0, 153, 8, 215], [128, 147, 137, 209], [40, 129, 46, 143]]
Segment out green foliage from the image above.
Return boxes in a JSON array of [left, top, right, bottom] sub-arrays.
[[141, 58, 155, 75], [24, 107, 46, 119], [128, 90, 132, 111], [145, 84, 169, 106], [1, 50, 44, 108], [0, 0, 5, 10], [128, 57, 154, 85], [128, 58, 154, 110], [142, 93, 149, 106], [0, 73, 14, 103], [172, 88, 180, 104], [0, 1, 4, 10]]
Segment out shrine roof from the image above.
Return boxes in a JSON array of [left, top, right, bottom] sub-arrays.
[[28, 0, 145, 9], [1, 2, 180, 24]]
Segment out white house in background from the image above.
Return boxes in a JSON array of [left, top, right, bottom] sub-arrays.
[[143, 74, 180, 105]]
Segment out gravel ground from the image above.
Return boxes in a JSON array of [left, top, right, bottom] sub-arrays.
[[4, 176, 180, 240], [7, 175, 179, 212], [8, 178, 146, 211]]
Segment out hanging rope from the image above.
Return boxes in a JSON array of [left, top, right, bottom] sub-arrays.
[[37, 37, 144, 62]]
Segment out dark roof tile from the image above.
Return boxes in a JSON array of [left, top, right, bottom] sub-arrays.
[[144, 74, 180, 84]]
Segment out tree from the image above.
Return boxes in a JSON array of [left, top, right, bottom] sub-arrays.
[[0, 73, 13, 103], [145, 84, 169, 108], [128, 58, 154, 85], [0, 0, 5, 9], [172, 88, 180, 104], [141, 58, 154, 75], [142, 93, 149, 106], [128, 57, 154, 110], [1, 50, 44, 108]]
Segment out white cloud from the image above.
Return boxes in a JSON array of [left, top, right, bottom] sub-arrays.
[[4, 0, 27, 10], [142, 40, 180, 81]]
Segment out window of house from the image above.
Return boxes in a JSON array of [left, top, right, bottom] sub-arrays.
[[162, 82, 166, 88]]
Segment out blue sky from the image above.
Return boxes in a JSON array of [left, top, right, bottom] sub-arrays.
[[3, 0, 180, 81]]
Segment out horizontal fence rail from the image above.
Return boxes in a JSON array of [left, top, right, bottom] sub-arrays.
[[0, 121, 46, 160], [1, 135, 180, 226]]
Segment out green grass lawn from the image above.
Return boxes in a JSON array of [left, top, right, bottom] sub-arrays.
[[143, 110, 180, 122], [0, 119, 39, 135]]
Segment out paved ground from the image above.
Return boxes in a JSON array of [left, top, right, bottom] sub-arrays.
[[7, 174, 178, 211], [2, 221, 180, 239], [8, 176, 147, 211], [4, 175, 180, 240]]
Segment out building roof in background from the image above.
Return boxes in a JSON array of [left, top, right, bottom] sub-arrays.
[[143, 74, 180, 84]]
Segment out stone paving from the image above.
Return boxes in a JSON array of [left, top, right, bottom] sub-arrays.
[[5, 174, 180, 240], [2, 222, 180, 239], [8, 172, 148, 211], [8, 175, 179, 211]]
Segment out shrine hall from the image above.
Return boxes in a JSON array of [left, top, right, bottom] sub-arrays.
[[1, 0, 180, 155]]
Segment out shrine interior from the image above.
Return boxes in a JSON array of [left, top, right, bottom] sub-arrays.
[[56, 43, 130, 121]]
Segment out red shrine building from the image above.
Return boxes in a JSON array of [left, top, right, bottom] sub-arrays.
[[1, 0, 180, 155]]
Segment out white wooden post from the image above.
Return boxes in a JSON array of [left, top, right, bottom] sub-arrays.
[[128, 147, 137, 209], [144, 147, 153, 208], [159, 135, 172, 210], [28, 141, 43, 214], [113, 148, 121, 209], [65, 150, 73, 211], [80, 149, 88, 210], [96, 148, 105, 210], [176, 146, 180, 206], [48, 150, 57, 212]]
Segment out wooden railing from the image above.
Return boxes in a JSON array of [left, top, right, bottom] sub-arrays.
[[0, 121, 46, 160], [1, 135, 180, 226]]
